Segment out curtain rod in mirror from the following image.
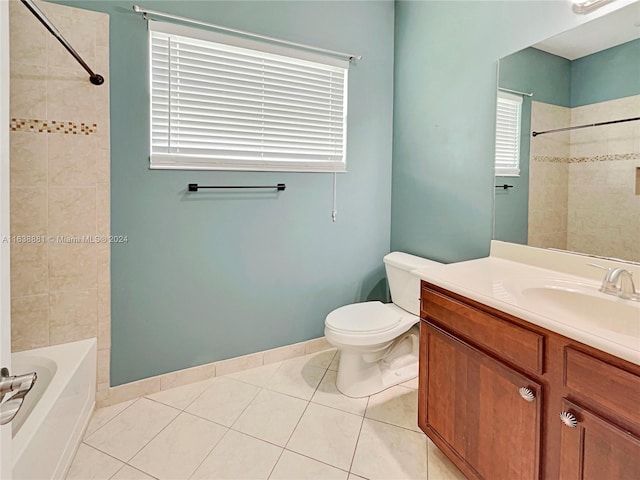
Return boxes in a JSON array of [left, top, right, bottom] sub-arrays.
[[498, 87, 533, 97], [532, 116, 640, 137]]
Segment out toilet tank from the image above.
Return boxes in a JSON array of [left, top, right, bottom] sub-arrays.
[[383, 252, 442, 315]]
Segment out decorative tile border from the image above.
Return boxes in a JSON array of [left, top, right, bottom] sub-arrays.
[[10, 118, 97, 135], [568, 153, 639, 163], [533, 153, 640, 164], [532, 155, 567, 164]]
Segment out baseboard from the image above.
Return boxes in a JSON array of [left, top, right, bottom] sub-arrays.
[[96, 336, 332, 407]]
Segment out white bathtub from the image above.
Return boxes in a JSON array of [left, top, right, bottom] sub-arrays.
[[11, 338, 97, 480]]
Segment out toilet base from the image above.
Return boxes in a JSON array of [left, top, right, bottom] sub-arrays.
[[334, 326, 419, 398]]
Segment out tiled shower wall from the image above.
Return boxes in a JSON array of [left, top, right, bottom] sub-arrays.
[[529, 96, 640, 262], [528, 101, 570, 250], [566, 95, 640, 262], [9, 0, 111, 390]]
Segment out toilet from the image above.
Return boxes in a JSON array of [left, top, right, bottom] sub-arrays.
[[324, 252, 442, 397]]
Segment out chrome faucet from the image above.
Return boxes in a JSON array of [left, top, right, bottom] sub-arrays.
[[0, 367, 37, 425], [587, 263, 640, 302], [605, 268, 639, 300]]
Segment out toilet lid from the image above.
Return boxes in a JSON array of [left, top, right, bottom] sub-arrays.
[[325, 301, 402, 334]]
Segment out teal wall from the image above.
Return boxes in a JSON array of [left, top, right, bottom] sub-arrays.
[[571, 38, 640, 107], [391, 0, 585, 263], [49, 1, 395, 386], [495, 48, 571, 245]]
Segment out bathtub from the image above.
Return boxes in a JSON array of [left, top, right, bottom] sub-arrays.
[[11, 338, 97, 480]]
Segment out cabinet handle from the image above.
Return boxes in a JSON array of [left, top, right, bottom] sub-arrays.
[[518, 387, 536, 402], [560, 411, 578, 428]]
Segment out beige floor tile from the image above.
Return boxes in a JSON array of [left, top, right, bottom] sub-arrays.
[[427, 438, 467, 480], [65, 443, 123, 480], [351, 419, 427, 480], [85, 397, 179, 462], [110, 465, 156, 480], [311, 370, 369, 416], [129, 412, 227, 480], [365, 385, 421, 432], [226, 361, 283, 388], [401, 376, 419, 389], [348, 475, 368, 480], [302, 349, 337, 369], [232, 389, 307, 446], [286, 403, 362, 471], [328, 352, 340, 371], [266, 358, 327, 400], [191, 430, 282, 480], [85, 399, 136, 437], [270, 450, 348, 480], [185, 376, 260, 426], [145, 379, 214, 410]]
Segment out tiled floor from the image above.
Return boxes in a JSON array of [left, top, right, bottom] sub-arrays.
[[66, 349, 466, 480]]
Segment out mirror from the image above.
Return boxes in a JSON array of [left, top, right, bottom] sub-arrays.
[[494, 1, 640, 264]]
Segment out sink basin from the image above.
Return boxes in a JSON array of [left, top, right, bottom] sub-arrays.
[[521, 286, 640, 338], [504, 278, 640, 339]]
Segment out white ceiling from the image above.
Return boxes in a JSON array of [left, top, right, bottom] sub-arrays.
[[534, 1, 640, 60]]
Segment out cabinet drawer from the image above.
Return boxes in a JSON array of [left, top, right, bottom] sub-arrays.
[[564, 347, 640, 427], [421, 287, 544, 374]]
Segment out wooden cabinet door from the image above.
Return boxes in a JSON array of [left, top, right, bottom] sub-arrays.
[[420, 323, 541, 480], [558, 399, 640, 480]]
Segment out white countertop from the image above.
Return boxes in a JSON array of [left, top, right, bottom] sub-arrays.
[[412, 245, 640, 366]]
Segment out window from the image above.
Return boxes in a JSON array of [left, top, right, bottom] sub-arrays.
[[494, 91, 522, 176], [149, 22, 349, 172]]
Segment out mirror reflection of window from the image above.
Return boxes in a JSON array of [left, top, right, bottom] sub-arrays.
[[495, 91, 523, 177]]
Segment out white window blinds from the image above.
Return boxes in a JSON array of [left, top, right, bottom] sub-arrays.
[[495, 91, 522, 177], [149, 22, 349, 172]]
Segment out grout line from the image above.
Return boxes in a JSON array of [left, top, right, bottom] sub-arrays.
[[108, 463, 160, 480], [105, 399, 181, 466], [276, 449, 352, 477], [227, 384, 264, 430], [69, 442, 123, 479], [221, 361, 284, 389], [144, 377, 217, 413], [84, 397, 140, 441], [75, 441, 126, 472], [266, 417, 303, 478], [181, 418, 230, 479], [225, 426, 287, 450], [177, 378, 218, 412], [347, 396, 369, 474], [283, 365, 320, 443], [361, 415, 425, 435], [273, 360, 358, 475]]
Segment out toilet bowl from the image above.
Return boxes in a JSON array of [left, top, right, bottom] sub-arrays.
[[324, 252, 442, 397]]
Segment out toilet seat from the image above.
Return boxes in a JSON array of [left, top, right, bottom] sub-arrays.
[[325, 301, 402, 334], [324, 301, 419, 348]]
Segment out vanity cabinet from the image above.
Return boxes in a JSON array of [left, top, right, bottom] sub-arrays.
[[558, 399, 640, 480], [419, 282, 640, 480], [422, 324, 541, 479]]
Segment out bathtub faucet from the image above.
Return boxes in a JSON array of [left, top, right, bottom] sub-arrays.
[[0, 367, 37, 425]]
